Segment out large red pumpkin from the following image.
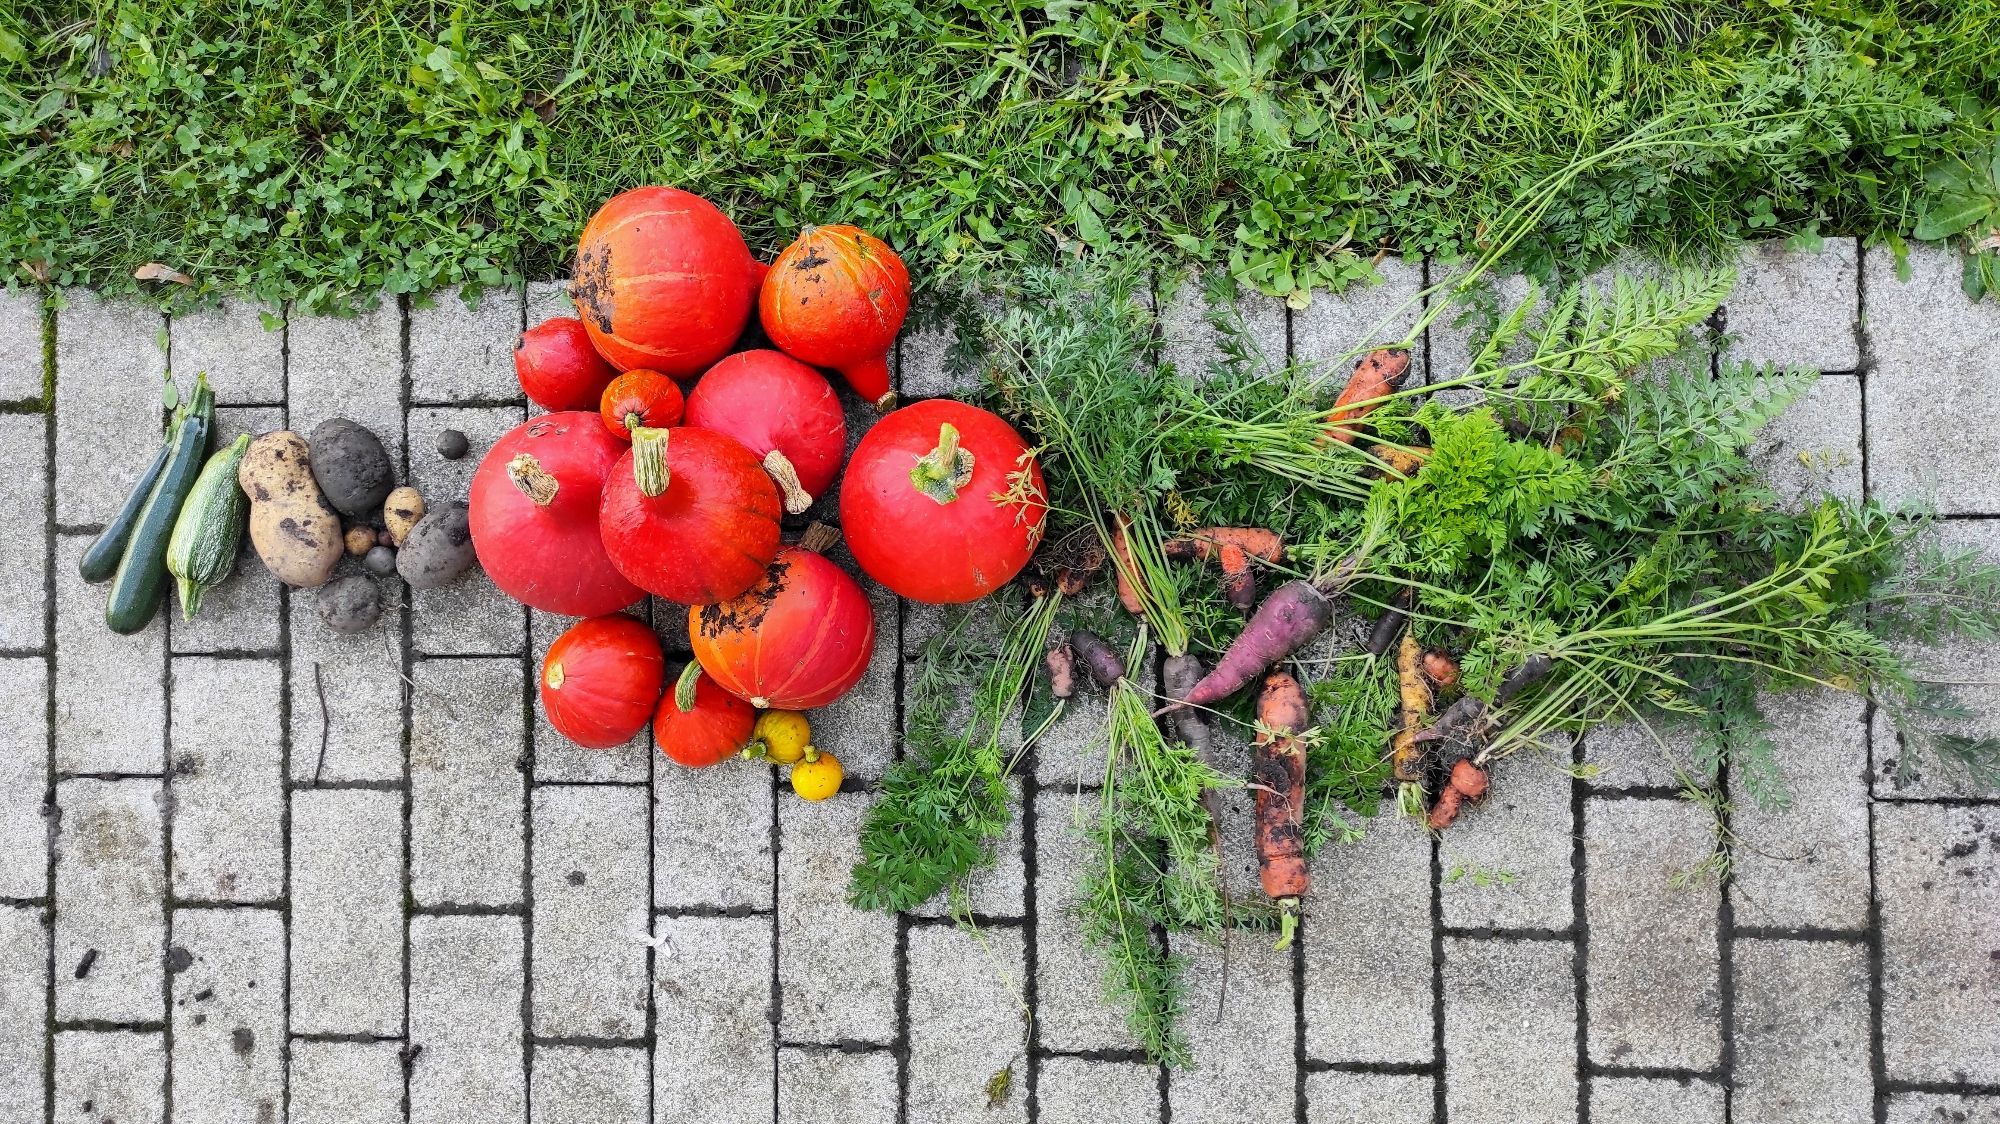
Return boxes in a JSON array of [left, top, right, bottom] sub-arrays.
[[689, 538, 876, 710], [598, 426, 784, 605], [684, 350, 847, 515], [540, 615, 664, 749], [573, 186, 767, 377], [758, 224, 909, 410], [516, 316, 618, 411], [470, 413, 645, 616], [654, 664, 754, 768], [840, 399, 1047, 604]]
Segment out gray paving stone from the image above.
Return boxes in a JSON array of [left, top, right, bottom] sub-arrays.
[[169, 299, 285, 404], [1872, 520, 2000, 799], [654, 753, 774, 911], [1733, 937, 1871, 1124], [777, 793, 896, 1044], [411, 285, 524, 403], [1166, 932, 1295, 1124], [1034, 789, 1143, 1052], [408, 405, 527, 656], [908, 924, 1028, 1124], [170, 406, 284, 654], [410, 914, 526, 1124], [286, 302, 404, 463], [291, 1040, 404, 1124], [1035, 1056, 1159, 1124], [1438, 745, 1573, 930], [1032, 687, 1112, 789], [168, 906, 284, 1124], [287, 573, 405, 783], [1442, 937, 1577, 1124], [532, 1045, 648, 1124], [1886, 1093, 2000, 1124], [1157, 270, 1289, 381], [1292, 259, 1427, 386], [917, 777, 1027, 920], [0, 658, 48, 900], [168, 657, 282, 903], [532, 605, 652, 782], [526, 280, 575, 327], [55, 290, 166, 524], [1865, 242, 2000, 512], [1304, 1071, 1435, 1124], [1303, 818, 1434, 1065], [1590, 1076, 1725, 1123], [1730, 689, 1871, 930], [1877, 803, 2000, 1084], [0, 412, 47, 650], [776, 1047, 899, 1124], [411, 657, 525, 906], [54, 534, 165, 774], [653, 914, 774, 1124], [1725, 238, 1861, 371], [532, 784, 649, 1039], [0, 906, 46, 1124], [290, 787, 402, 1036], [54, 1029, 163, 1124], [53, 778, 163, 1023], [1752, 374, 1863, 507], [804, 565, 899, 782], [1581, 718, 1702, 791], [0, 286, 43, 401], [1583, 796, 1721, 1069], [899, 297, 998, 400]]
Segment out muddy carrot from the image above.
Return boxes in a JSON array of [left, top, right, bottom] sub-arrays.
[[1066, 629, 1127, 690], [1164, 527, 1283, 612], [1323, 348, 1412, 445], [1391, 632, 1431, 783], [1368, 443, 1431, 478], [1046, 643, 1077, 699], [1163, 654, 1227, 851], [1421, 649, 1460, 689], [1253, 671, 1310, 949], [1365, 589, 1413, 659], [1108, 513, 1146, 616]]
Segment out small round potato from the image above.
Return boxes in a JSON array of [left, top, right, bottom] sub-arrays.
[[316, 574, 382, 635]]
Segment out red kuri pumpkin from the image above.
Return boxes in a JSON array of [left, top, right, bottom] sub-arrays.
[[540, 615, 665, 749], [689, 534, 876, 710], [470, 413, 645, 616], [840, 399, 1047, 604], [515, 316, 619, 411], [758, 224, 909, 410], [654, 664, 754, 768], [574, 186, 767, 377], [598, 426, 784, 605], [599, 369, 685, 441], [684, 350, 847, 514]]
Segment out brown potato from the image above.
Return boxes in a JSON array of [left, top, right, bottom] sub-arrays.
[[238, 431, 342, 588], [383, 486, 425, 547]]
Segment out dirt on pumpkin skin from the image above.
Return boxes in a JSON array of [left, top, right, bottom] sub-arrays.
[[696, 557, 792, 639], [574, 242, 617, 333], [789, 249, 830, 272]]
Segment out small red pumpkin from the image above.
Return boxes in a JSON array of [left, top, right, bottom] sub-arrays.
[[516, 316, 618, 411], [599, 369, 685, 441], [759, 224, 909, 411], [540, 615, 665, 749], [470, 413, 645, 616], [840, 399, 1047, 604], [598, 426, 784, 605], [574, 186, 767, 377], [684, 350, 847, 514], [689, 535, 876, 710], [654, 664, 754, 768]]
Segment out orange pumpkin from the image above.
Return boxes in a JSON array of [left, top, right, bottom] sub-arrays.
[[689, 539, 876, 710], [758, 224, 909, 410], [653, 664, 754, 768]]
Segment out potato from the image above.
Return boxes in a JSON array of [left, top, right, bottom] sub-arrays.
[[396, 501, 475, 589], [239, 431, 342, 588], [309, 418, 395, 518], [316, 574, 382, 635], [383, 486, 425, 547], [344, 526, 376, 556]]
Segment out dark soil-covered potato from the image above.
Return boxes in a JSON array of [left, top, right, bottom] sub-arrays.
[[396, 501, 475, 589], [363, 545, 397, 575], [309, 418, 395, 518], [317, 574, 382, 634]]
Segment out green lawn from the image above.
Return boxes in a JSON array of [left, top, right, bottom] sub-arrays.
[[2, 1, 1996, 311]]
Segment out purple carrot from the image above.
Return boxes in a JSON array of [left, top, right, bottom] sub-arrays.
[[1162, 579, 1333, 712], [1066, 629, 1127, 690]]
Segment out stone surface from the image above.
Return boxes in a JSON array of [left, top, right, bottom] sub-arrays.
[[1730, 689, 1871, 931], [1734, 937, 1872, 1124], [1583, 796, 1721, 1069], [1157, 270, 1289, 380], [776, 1047, 899, 1124], [653, 914, 774, 1124], [410, 656, 525, 907], [1581, 718, 1701, 792], [1865, 242, 2000, 512], [1590, 1076, 1726, 1123], [290, 787, 402, 1036], [1872, 519, 2000, 799], [908, 924, 1028, 1124], [1292, 259, 1428, 383], [56, 290, 166, 524], [55, 534, 165, 774], [1035, 1056, 1159, 1124], [525, 280, 575, 328], [899, 315, 976, 399], [410, 284, 524, 403], [170, 406, 285, 655], [1438, 745, 1573, 930], [532, 784, 649, 1039], [54, 1029, 164, 1124], [0, 286, 43, 401], [168, 906, 285, 1124], [1751, 374, 1864, 507], [1034, 791, 1144, 1053], [1304, 1071, 1435, 1124], [170, 299, 286, 404], [407, 404, 527, 656], [291, 1040, 404, 1124], [655, 752, 775, 911], [532, 1045, 649, 1124], [777, 793, 896, 1044], [410, 914, 526, 1124], [912, 776, 1025, 920], [804, 566, 899, 781], [1877, 803, 2000, 1084], [288, 571, 405, 783], [0, 412, 47, 650], [1304, 817, 1434, 1064], [169, 656, 283, 902], [1886, 1094, 2000, 1124], [54, 778, 164, 1023], [0, 906, 46, 1124], [0, 659, 47, 899], [1166, 931, 1295, 1124], [1726, 238, 1861, 371], [1442, 937, 1577, 1124]]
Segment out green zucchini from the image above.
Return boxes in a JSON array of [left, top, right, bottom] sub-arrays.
[[166, 433, 251, 621], [105, 375, 214, 635], [79, 417, 182, 584]]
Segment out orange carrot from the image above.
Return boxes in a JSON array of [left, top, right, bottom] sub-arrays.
[[1369, 443, 1431, 478], [1448, 758, 1488, 800], [1253, 671, 1310, 949], [1165, 527, 1284, 611], [1391, 633, 1431, 783], [1421, 649, 1460, 689], [1108, 513, 1146, 616], [1323, 348, 1412, 445]]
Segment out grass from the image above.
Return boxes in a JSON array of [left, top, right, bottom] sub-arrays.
[[1, 1, 1997, 312]]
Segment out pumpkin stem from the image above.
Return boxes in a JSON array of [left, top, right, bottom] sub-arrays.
[[507, 454, 559, 507], [632, 427, 671, 498], [797, 522, 841, 554], [909, 422, 975, 505], [623, 411, 646, 433], [762, 450, 814, 514], [673, 662, 702, 713]]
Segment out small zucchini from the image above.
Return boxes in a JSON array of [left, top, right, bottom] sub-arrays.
[[106, 375, 215, 635], [79, 419, 182, 584], [166, 433, 251, 620]]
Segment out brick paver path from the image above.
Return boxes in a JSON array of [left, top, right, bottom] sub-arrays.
[[1, 241, 1996, 1124]]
